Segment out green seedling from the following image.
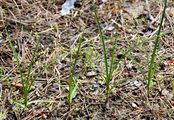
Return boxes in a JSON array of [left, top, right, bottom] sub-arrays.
[[7, 32, 39, 107], [147, 0, 167, 93], [93, 6, 115, 97], [68, 34, 83, 105], [94, 6, 147, 96]]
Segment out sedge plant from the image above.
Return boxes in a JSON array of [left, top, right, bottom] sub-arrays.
[[147, 0, 167, 93], [68, 34, 83, 105], [7, 32, 39, 107], [93, 6, 115, 97]]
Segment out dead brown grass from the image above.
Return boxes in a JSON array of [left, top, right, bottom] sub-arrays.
[[0, 0, 174, 119]]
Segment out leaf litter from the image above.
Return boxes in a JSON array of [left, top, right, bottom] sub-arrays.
[[0, 0, 174, 119]]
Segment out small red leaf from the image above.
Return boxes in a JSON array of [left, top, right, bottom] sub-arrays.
[[164, 58, 174, 65]]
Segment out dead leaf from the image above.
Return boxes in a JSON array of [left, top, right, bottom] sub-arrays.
[[111, 6, 118, 16], [123, 14, 130, 20], [164, 58, 174, 65], [86, 71, 97, 77]]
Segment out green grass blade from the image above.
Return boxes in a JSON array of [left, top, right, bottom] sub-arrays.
[[68, 81, 78, 104], [68, 33, 83, 105], [7, 32, 29, 106], [93, 5, 111, 96], [107, 45, 115, 94], [147, 0, 167, 92], [93, 6, 109, 81], [172, 81, 174, 95], [26, 40, 39, 89], [7, 33, 25, 88], [23, 38, 39, 106]]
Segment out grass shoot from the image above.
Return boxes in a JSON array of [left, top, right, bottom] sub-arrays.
[[7, 32, 39, 107], [93, 6, 115, 97], [147, 0, 167, 93], [68, 33, 83, 105]]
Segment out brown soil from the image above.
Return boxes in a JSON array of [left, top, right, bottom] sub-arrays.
[[0, 0, 174, 120]]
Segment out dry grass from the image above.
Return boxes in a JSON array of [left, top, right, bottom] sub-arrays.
[[0, 0, 174, 119]]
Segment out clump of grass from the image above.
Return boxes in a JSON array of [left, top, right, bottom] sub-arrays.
[[68, 33, 83, 105], [147, 0, 167, 93], [93, 6, 115, 97], [7, 32, 39, 107]]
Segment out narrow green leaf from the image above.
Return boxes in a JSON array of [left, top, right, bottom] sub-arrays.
[[172, 81, 174, 95], [147, 0, 167, 92]]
